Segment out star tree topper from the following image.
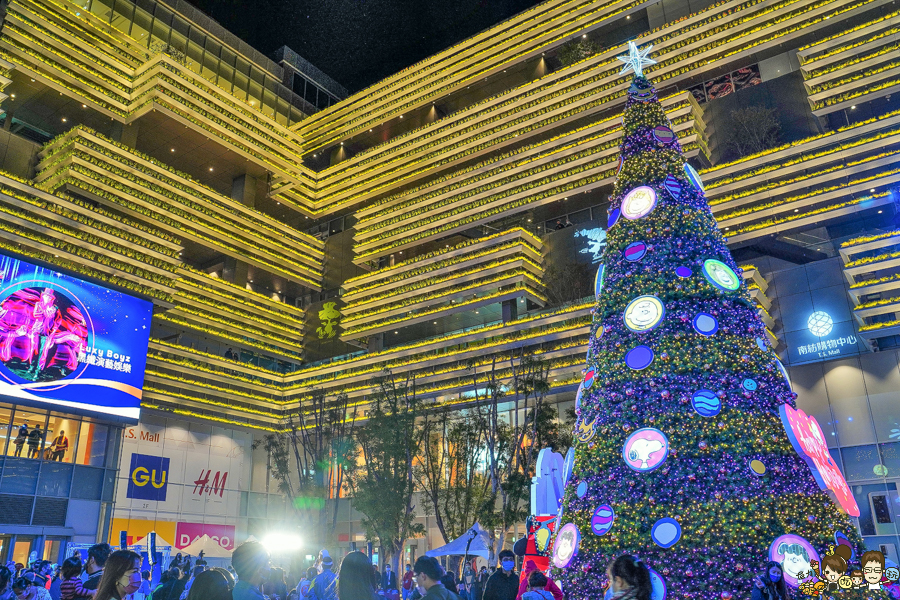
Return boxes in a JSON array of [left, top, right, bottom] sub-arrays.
[[617, 41, 656, 77]]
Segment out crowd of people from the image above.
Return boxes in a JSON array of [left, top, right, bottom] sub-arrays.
[[0, 545, 234, 600], [219, 543, 662, 600], [0, 540, 787, 600]]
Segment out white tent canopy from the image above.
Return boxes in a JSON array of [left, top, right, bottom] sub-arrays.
[[425, 523, 492, 560], [178, 534, 232, 558], [132, 534, 174, 548]]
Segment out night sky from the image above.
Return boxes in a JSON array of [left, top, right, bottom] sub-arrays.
[[187, 0, 545, 93]]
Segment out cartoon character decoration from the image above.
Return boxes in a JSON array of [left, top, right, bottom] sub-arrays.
[[515, 448, 565, 575], [862, 550, 887, 591], [552, 524, 580, 569], [531, 448, 564, 516], [769, 534, 819, 589], [316, 302, 340, 339], [793, 546, 900, 596], [575, 417, 597, 443], [820, 545, 852, 593], [574, 227, 607, 263]]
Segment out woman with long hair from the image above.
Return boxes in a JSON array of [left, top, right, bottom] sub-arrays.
[[752, 561, 791, 600], [92, 551, 142, 600], [337, 552, 377, 600], [185, 570, 232, 600], [606, 555, 652, 600]]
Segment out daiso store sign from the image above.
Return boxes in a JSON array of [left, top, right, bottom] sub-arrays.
[[175, 522, 236, 551]]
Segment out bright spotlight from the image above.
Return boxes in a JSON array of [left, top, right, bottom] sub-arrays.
[[261, 533, 303, 552]]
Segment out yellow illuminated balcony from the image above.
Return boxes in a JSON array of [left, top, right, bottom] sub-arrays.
[[34, 127, 325, 289]]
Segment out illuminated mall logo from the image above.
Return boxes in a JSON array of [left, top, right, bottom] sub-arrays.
[[126, 453, 169, 501], [798, 311, 857, 358], [316, 302, 340, 340], [807, 311, 834, 337], [574, 228, 607, 263]]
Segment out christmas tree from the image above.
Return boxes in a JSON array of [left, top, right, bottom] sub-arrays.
[[552, 43, 863, 599]]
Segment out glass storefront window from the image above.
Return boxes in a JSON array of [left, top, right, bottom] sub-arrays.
[[0, 535, 10, 563], [76, 421, 108, 467], [218, 49, 236, 94], [46, 414, 79, 464], [0, 405, 12, 455], [248, 80, 262, 108], [0, 458, 39, 494], [43, 538, 63, 562], [232, 59, 250, 102], [6, 410, 48, 460], [185, 41, 203, 77], [262, 90, 277, 118], [12, 536, 34, 566], [37, 461, 73, 496]]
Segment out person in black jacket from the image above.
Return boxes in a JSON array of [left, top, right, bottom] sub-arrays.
[[83, 544, 112, 591], [382, 565, 398, 593], [482, 551, 517, 600]]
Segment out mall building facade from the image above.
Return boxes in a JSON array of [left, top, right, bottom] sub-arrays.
[[0, 0, 899, 566]]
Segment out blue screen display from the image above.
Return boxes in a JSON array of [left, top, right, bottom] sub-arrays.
[[0, 253, 152, 421]]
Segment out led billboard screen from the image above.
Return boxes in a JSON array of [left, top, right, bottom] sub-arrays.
[[0, 253, 152, 421]]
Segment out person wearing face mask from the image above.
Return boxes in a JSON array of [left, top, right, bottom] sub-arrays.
[[752, 562, 791, 600], [88, 551, 142, 600], [12, 578, 51, 600], [382, 564, 398, 597], [401, 565, 414, 600], [605, 555, 652, 600], [482, 552, 517, 600], [82, 545, 112, 592], [412, 557, 454, 600]]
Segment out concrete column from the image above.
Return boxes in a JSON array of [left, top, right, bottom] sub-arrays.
[[223, 257, 249, 287], [231, 174, 258, 208], [3, 110, 12, 131], [502, 299, 518, 323], [110, 121, 140, 148], [368, 332, 384, 352], [330, 145, 349, 166]]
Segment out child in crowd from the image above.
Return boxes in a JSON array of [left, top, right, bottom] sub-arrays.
[[521, 572, 554, 600], [58, 558, 95, 600]]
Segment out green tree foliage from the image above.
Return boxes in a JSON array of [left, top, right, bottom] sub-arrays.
[[557, 38, 599, 68], [252, 389, 357, 546], [471, 353, 558, 558], [347, 371, 425, 569], [415, 407, 492, 546]]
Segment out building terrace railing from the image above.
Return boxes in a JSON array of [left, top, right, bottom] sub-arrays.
[[34, 127, 325, 289], [305, 0, 880, 209]]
